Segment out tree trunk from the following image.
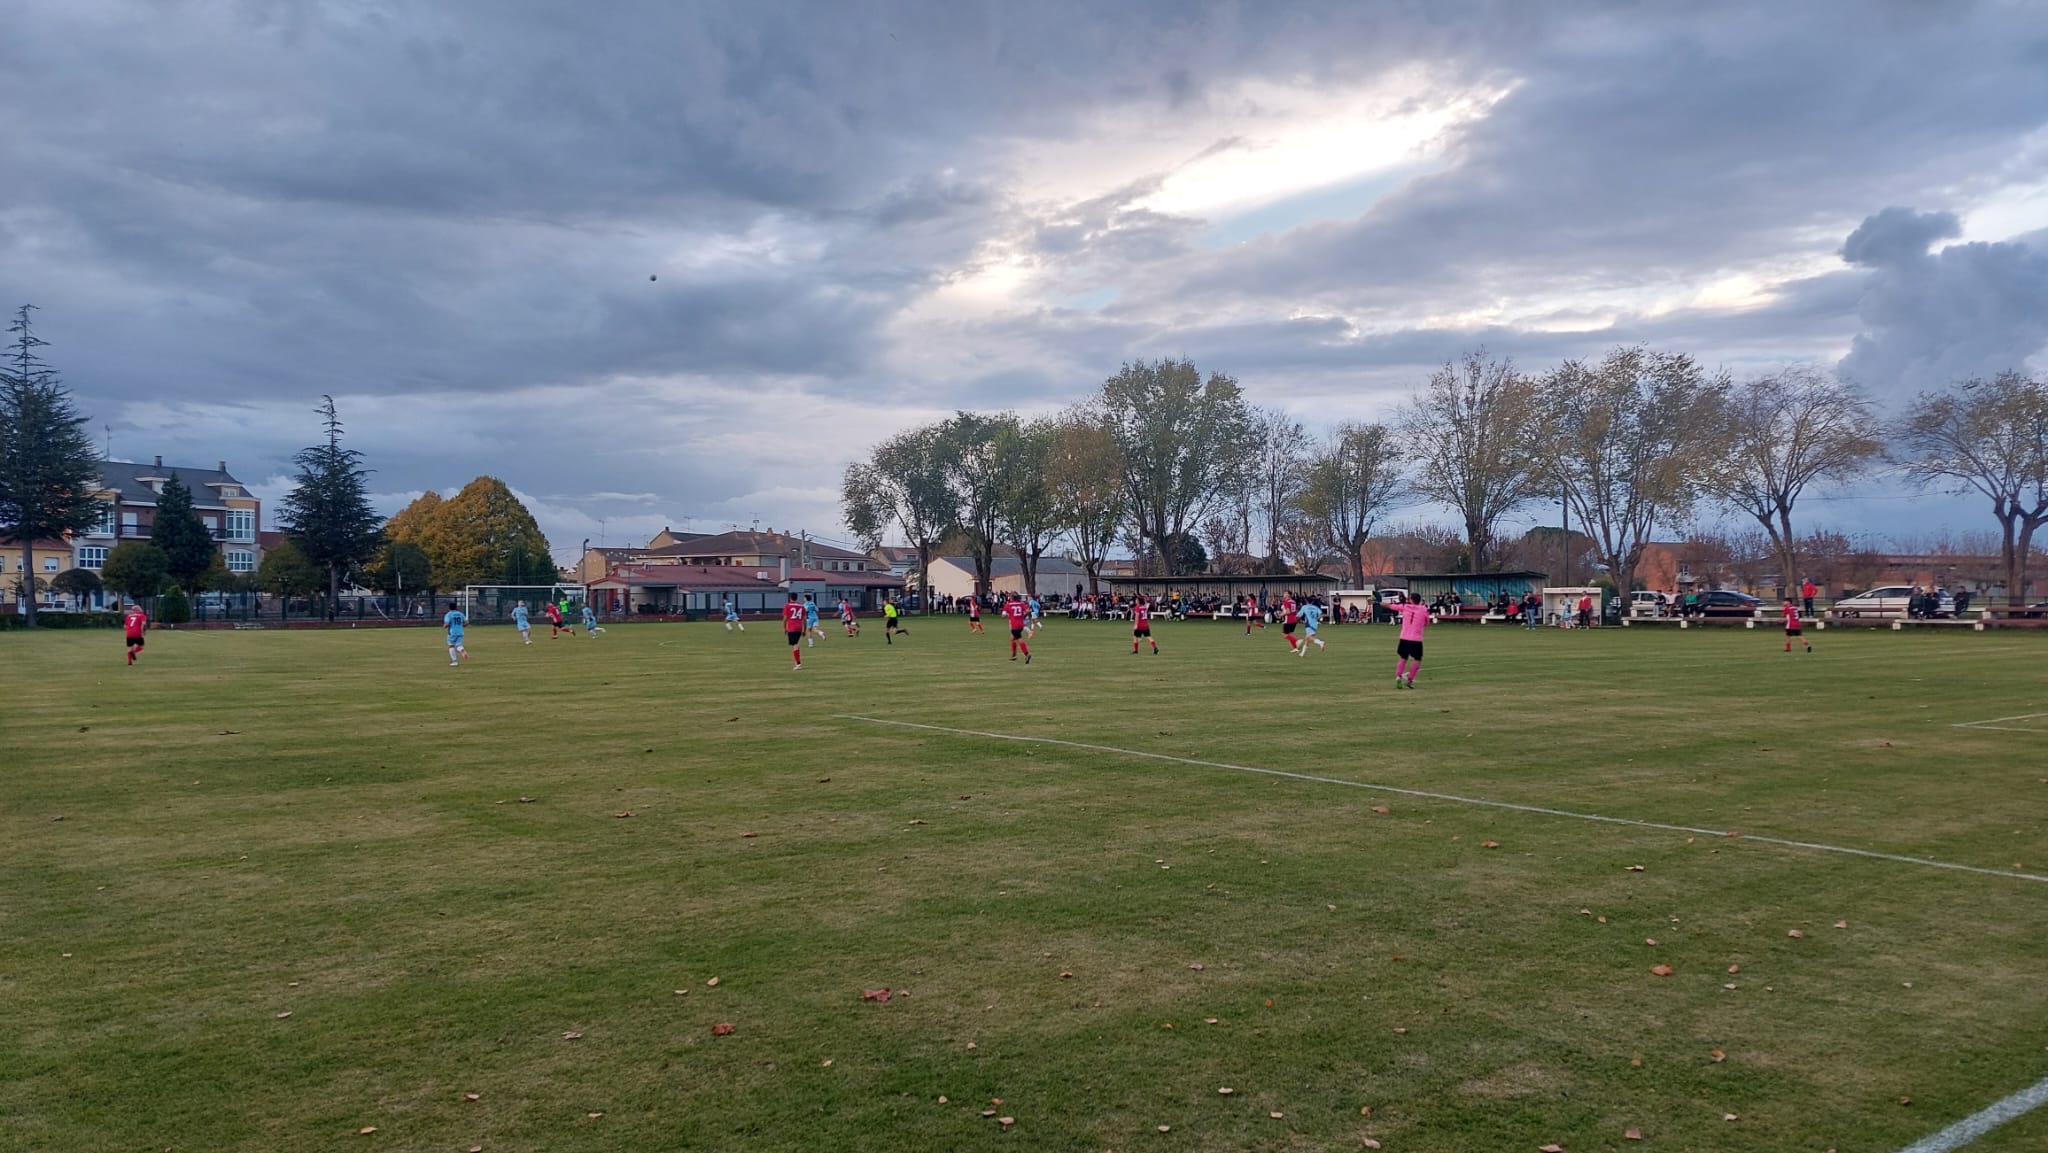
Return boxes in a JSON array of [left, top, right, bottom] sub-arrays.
[[917, 543, 933, 614], [18, 541, 34, 627], [2017, 518, 2042, 606], [1465, 515, 1488, 573], [1999, 513, 2020, 611]]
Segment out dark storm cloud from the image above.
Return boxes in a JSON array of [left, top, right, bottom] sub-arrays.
[[3, 1, 2046, 551], [1838, 210, 2048, 397]]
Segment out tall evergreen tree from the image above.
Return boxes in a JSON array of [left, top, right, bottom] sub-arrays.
[[278, 395, 380, 614], [150, 472, 217, 590], [0, 305, 103, 627]]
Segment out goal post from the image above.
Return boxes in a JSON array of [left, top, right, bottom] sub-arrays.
[[461, 584, 588, 624]]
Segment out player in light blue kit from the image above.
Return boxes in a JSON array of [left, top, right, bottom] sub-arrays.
[[1026, 594, 1043, 637], [724, 598, 744, 631], [443, 601, 468, 665], [581, 602, 604, 636], [512, 600, 532, 645], [1296, 598, 1326, 656], [803, 596, 822, 647]]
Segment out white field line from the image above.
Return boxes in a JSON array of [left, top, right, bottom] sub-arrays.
[[1952, 712, 2048, 734], [1895, 1074, 2048, 1153], [835, 715, 2048, 886]]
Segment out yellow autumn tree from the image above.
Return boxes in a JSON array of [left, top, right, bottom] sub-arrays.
[[414, 477, 553, 588]]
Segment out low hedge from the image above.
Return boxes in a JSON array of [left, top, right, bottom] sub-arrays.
[[0, 611, 125, 630]]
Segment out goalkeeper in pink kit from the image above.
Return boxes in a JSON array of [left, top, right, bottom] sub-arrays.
[[1390, 592, 1431, 689]]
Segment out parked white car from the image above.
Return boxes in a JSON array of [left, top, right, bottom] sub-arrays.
[[1833, 586, 1955, 618]]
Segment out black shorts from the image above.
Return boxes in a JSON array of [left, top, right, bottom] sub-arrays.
[[125, 634, 144, 648], [885, 618, 899, 630], [1785, 627, 1802, 637], [1010, 627, 1024, 639], [786, 630, 803, 646], [1283, 622, 1297, 634], [1397, 638, 1424, 660], [1133, 626, 1151, 637]]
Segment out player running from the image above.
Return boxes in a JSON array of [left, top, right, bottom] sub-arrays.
[[122, 600, 148, 665], [1242, 594, 1264, 635], [1026, 594, 1043, 637], [839, 598, 860, 637], [512, 600, 532, 644], [1131, 596, 1158, 654], [803, 596, 825, 645], [545, 599, 567, 638], [967, 596, 984, 634], [1298, 597, 1326, 655], [1003, 593, 1032, 663], [444, 601, 469, 666], [1280, 593, 1302, 655], [781, 594, 807, 670], [883, 599, 905, 643], [724, 598, 744, 631], [1390, 592, 1429, 688], [1781, 598, 1811, 653], [581, 602, 604, 636]]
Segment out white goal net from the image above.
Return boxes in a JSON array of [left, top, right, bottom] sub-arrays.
[[461, 584, 588, 623]]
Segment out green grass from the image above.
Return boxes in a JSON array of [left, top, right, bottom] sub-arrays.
[[3, 617, 2046, 1152]]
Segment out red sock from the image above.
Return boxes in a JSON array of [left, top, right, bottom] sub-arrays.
[[1020, 641, 1030, 656]]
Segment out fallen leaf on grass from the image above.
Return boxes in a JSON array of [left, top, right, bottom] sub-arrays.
[[1540, 1145, 1565, 1152], [1597, 916, 1608, 923], [1899, 1096, 1913, 1106], [1626, 865, 1645, 872], [274, 1011, 292, 1019], [1218, 1087, 1234, 1095], [1724, 982, 1738, 990], [1629, 1056, 1642, 1067], [1189, 963, 1205, 971], [706, 977, 720, 986], [1834, 919, 1849, 929], [861, 988, 892, 1002], [1787, 929, 1804, 939], [817, 777, 831, 783], [1371, 806, 1391, 815], [965, 1042, 977, 1050], [1650, 964, 1674, 977], [1363, 1140, 1382, 1150], [937, 1096, 949, 1104], [464, 1093, 480, 1101], [1481, 840, 1500, 849], [1157, 1125, 1172, 1132], [1625, 1128, 1643, 1140], [470, 1146, 483, 1152], [908, 819, 927, 826], [1268, 1111, 1285, 1119], [673, 989, 688, 996], [710, 1022, 735, 1036], [982, 1109, 997, 1117], [1393, 1027, 1407, 1035], [517, 797, 535, 804], [1204, 1017, 1219, 1024], [1579, 908, 1592, 915], [1645, 938, 1658, 947], [218, 730, 241, 736], [1723, 1113, 1739, 1121], [1060, 971, 1073, 979], [614, 811, 633, 819], [740, 831, 757, 838], [587, 1111, 604, 1118], [358, 1127, 377, 1135], [1727, 964, 1740, 974], [1711, 1049, 1726, 1062], [997, 1116, 1014, 1127], [1359, 1106, 1372, 1117], [561, 1031, 583, 1040]]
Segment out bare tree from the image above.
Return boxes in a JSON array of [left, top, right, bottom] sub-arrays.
[[1894, 371, 2048, 604], [1703, 367, 1884, 596], [1099, 359, 1252, 575], [1246, 407, 1310, 572], [842, 423, 959, 609], [1537, 347, 1727, 596], [1296, 422, 1406, 586], [1401, 351, 1540, 572], [1045, 410, 1124, 596]]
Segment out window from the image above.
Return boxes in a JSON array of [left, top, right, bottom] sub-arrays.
[[78, 547, 107, 571], [203, 514, 221, 538], [121, 511, 138, 536], [227, 549, 255, 573], [91, 503, 116, 535], [226, 509, 255, 541], [43, 557, 59, 572]]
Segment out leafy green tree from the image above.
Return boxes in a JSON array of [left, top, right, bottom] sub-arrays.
[[1099, 358, 1252, 575], [939, 411, 1013, 597], [51, 566, 102, 607], [150, 472, 217, 589], [280, 396, 379, 614], [406, 476, 552, 588], [994, 418, 1062, 596], [257, 537, 323, 598], [157, 585, 191, 624], [367, 538, 433, 595], [101, 540, 169, 602], [195, 550, 233, 594], [843, 423, 958, 612], [0, 305, 103, 627], [1045, 411, 1125, 595]]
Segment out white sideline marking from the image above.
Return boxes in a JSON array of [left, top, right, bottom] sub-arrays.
[[1895, 1074, 2048, 1153], [835, 715, 2048, 886], [1953, 712, 2048, 734]]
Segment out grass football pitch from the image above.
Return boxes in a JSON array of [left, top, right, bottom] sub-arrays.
[[3, 617, 2046, 1152]]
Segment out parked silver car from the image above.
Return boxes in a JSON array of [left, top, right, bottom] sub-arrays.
[[1832, 585, 1955, 618]]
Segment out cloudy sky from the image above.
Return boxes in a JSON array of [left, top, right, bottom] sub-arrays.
[[5, 0, 2048, 560]]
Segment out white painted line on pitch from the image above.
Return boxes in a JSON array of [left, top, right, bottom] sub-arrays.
[[1953, 711, 2048, 733], [1895, 1073, 2048, 1153], [1953, 724, 2048, 734], [835, 715, 2048, 886]]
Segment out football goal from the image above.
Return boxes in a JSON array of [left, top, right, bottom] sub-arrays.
[[461, 584, 587, 624]]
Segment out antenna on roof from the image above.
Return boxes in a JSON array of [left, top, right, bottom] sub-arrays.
[[104, 424, 112, 460]]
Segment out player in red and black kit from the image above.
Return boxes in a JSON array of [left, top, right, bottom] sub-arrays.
[[545, 599, 566, 638], [1242, 593, 1263, 635], [967, 596, 984, 634], [782, 593, 808, 670], [1781, 598, 1811, 653], [1003, 594, 1032, 663], [123, 600, 148, 665], [1280, 593, 1301, 654], [1131, 597, 1157, 654]]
